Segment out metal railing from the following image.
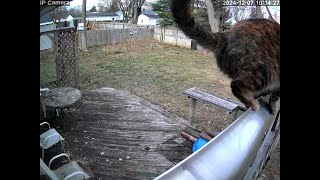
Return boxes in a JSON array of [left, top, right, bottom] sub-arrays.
[[154, 98, 280, 180]]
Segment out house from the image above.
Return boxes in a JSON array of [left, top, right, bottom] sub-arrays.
[[115, 11, 124, 20], [222, 17, 237, 31], [83, 10, 123, 22], [137, 10, 161, 25], [225, 17, 237, 25], [56, 10, 124, 29]]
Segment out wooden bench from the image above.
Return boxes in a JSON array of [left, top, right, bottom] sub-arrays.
[[183, 87, 246, 126]]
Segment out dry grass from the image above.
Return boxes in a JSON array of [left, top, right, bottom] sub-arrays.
[[40, 40, 239, 131]]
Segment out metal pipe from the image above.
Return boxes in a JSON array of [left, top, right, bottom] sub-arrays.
[[181, 131, 198, 142], [154, 99, 273, 180]]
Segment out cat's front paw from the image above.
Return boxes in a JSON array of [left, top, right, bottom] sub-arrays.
[[251, 100, 260, 111], [245, 100, 260, 111]]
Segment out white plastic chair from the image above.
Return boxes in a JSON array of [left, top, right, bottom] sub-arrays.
[[40, 122, 65, 160], [40, 157, 90, 180]]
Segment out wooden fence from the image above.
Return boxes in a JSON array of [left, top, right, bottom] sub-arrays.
[[154, 27, 192, 48], [92, 22, 157, 30], [78, 28, 154, 49], [77, 26, 206, 51]]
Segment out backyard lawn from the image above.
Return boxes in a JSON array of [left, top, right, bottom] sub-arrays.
[[40, 40, 238, 131], [40, 39, 279, 179]]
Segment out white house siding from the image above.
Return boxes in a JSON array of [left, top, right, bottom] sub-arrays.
[[115, 11, 124, 21], [137, 14, 150, 25], [149, 19, 158, 25], [115, 15, 122, 21]]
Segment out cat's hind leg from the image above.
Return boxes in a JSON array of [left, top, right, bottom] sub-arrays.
[[269, 87, 280, 115], [231, 80, 260, 111], [255, 82, 280, 115]]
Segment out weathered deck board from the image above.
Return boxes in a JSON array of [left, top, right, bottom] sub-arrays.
[[60, 88, 192, 179]]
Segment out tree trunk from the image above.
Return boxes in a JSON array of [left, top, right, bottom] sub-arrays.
[[132, 0, 139, 24], [264, 3, 275, 21], [82, 0, 88, 51], [128, 0, 135, 24], [204, 0, 220, 33], [256, 5, 263, 18]]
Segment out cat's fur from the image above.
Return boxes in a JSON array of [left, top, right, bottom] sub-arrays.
[[171, 0, 280, 114]]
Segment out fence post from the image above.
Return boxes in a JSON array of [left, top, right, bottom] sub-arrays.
[[176, 28, 178, 46], [161, 27, 164, 43]]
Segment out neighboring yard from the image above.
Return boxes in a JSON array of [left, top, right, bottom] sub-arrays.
[[40, 40, 279, 179]]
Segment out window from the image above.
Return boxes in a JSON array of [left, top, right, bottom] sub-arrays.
[[141, 20, 143, 23]]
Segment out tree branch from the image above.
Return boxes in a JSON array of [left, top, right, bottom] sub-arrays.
[[264, 0, 275, 21]]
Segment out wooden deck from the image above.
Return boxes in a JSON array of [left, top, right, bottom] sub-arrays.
[[56, 87, 193, 180]]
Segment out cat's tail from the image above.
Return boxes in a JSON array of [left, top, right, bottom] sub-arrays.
[[170, 0, 226, 52]]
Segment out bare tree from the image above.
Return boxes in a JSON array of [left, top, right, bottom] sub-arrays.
[[97, 2, 106, 12], [196, 0, 230, 32], [204, 0, 220, 33], [273, 10, 279, 22], [102, 0, 113, 7], [264, 4, 275, 21], [229, 6, 252, 22], [128, 0, 146, 24], [122, 0, 132, 21], [256, 5, 262, 18], [97, 0, 131, 21], [68, 7, 82, 17], [89, 6, 97, 12], [50, 6, 69, 23], [111, 0, 131, 21], [250, 0, 262, 18], [133, 0, 139, 23], [249, 6, 256, 18], [82, 0, 88, 51]]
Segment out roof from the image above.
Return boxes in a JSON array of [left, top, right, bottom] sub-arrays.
[[40, 13, 53, 24], [143, 14, 160, 19], [66, 15, 74, 21], [141, 10, 157, 16], [140, 10, 160, 19], [73, 12, 120, 19], [86, 12, 119, 17], [40, 22, 54, 26]]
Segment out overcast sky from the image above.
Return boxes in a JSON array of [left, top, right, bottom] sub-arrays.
[[70, 0, 156, 8], [70, 0, 98, 8], [70, 0, 279, 21]]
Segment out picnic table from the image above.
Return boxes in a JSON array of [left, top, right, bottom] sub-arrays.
[[41, 87, 81, 119]]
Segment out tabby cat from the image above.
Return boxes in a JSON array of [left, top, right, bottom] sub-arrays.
[[171, 0, 280, 114]]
